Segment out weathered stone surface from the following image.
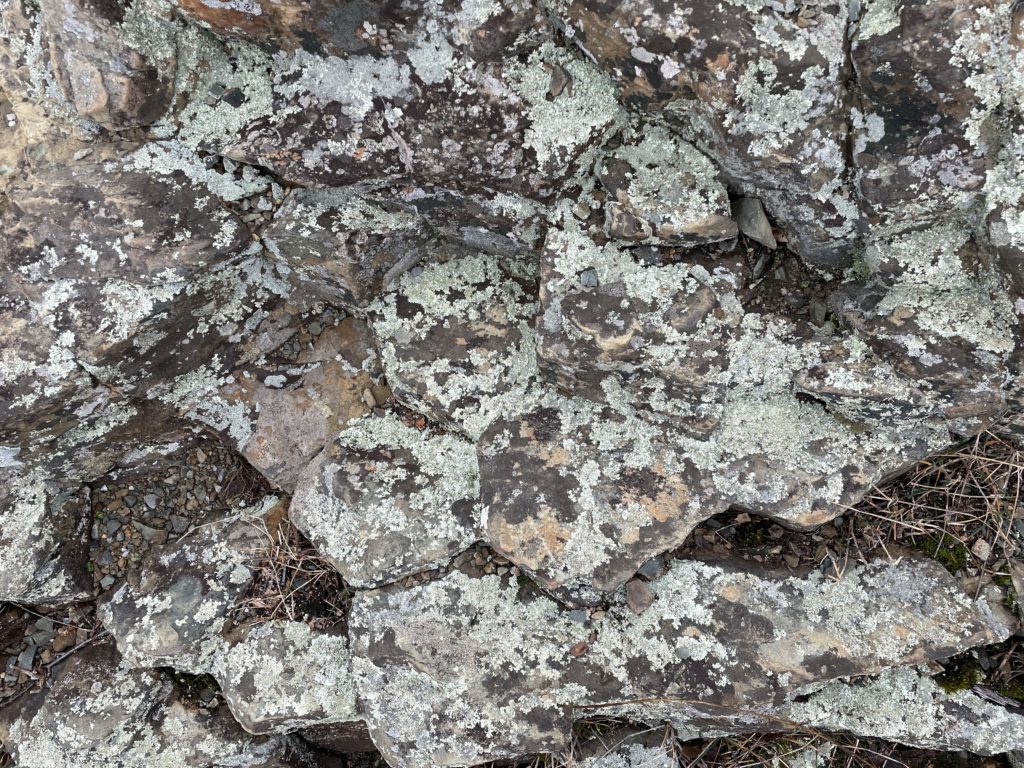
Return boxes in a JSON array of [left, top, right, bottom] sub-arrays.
[[211, 315, 383, 491], [99, 500, 271, 672], [369, 250, 540, 440], [350, 556, 1008, 766], [551, 0, 857, 264], [39, 0, 172, 128], [572, 728, 676, 768], [214, 621, 359, 736], [290, 413, 480, 588], [598, 122, 736, 246], [6, 642, 299, 767]]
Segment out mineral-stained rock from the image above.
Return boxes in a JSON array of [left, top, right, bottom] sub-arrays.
[[211, 316, 383, 491], [850, 0, 1008, 229], [39, 0, 172, 128], [349, 556, 1009, 767], [289, 413, 480, 588], [214, 621, 360, 736], [99, 500, 272, 672], [369, 250, 540, 440], [6, 642, 299, 767], [551, 0, 857, 264], [597, 122, 736, 246]]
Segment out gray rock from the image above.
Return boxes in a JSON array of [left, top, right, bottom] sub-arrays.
[[98, 500, 272, 672], [369, 250, 540, 440], [349, 556, 1010, 767], [6, 642, 301, 767], [732, 198, 777, 249], [289, 413, 480, 588], [213, 621, 360, 736]]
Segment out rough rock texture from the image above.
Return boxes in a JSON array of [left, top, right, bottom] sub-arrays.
[[2, 0, 1024, 764], [5, 642, 300, 768], [349, 557, 1011, 767]]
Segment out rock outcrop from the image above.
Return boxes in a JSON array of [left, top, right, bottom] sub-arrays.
[[1, 0, 1023, 765]]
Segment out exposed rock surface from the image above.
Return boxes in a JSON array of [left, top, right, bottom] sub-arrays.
[[1, 0, 1023, 765]]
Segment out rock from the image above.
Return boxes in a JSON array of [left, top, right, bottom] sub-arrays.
[[6, 641, 301, 767], [262, 188, 427, 310], [551, 0, 858, 265], [598, 122, 736, 245], [624, 579, 654, 616], [212, 316, 383, 491], [38, 0, 172, 128], [98, 500, 272, 672], [350, 555, 1010, 767], [781, 666, 1024, 755], [213, 621, 360, 736], [732, 198, 777, 249], [369, 250, 540, 440], [289, 413, 480, 588], [572, 727, 677, 768]]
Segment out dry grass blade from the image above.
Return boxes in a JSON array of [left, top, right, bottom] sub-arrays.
[[231, 514, 350, 630]]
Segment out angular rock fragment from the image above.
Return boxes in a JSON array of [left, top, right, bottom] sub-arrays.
[[39, 0, 172, 128], [6, 642, 300, 767], [99, 500, 271, 672], [782, 666, 1024, 755], [212, 316, 384, 491], [551, 0, 858, 264], [732, 198, 777, 249], [214, 621, 359, 735], [369, 251, 540, 440], [290, 413, 480, 587], [598, 123, 736, 245], [350, 556, 1009, 767]]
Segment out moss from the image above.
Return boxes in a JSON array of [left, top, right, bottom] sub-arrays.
[[997, 680, 1024, 702], [916, 536, 968, 574], [934, 654, 983, 694]]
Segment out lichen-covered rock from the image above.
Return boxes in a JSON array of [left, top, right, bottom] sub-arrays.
[[349, 556, 1008, 767], [210, 315, 384, 491], [551, 0, 857, 264], [369, 250, 540, 440], [39, 0, 172, 128], [214, 621, 360, 736], [6, 642, 299, 767], [289, 413, 480, 587], [598, 122, 736, 246], [850, 0, 1014, 229], [572, 727, 677, 768], [99, 500, 272, 672]]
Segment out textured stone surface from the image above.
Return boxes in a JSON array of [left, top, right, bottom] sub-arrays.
[[6, 642, 299, 767], [214, 621, 359, 736], [290, 413, 480, 587], [350, 556, 1010, 766]]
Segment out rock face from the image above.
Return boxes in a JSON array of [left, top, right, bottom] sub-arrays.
[[349, 557, 1011, 767], [2, 0, 1024, 765]]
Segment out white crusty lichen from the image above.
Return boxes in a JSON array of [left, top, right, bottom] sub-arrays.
[[289, 413, 481, 587], [785, 666, 1024, 754], [350, 571, 589, 768], [213, 621, 360, 734], [370, 251, 541, 440], [509, 41, 627, 170]]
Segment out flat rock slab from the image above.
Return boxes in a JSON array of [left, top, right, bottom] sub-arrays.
[[289, 413, 481, 588], [214, 621, 359, 736], [369, 251, 540, 440], [349, 556, 1007, 767], [7, 642, 298, 768], [99, 501, 271, 672]]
